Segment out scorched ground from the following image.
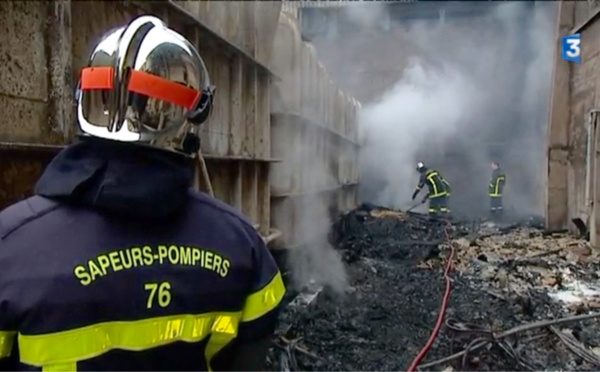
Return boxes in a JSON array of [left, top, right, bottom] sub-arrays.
[[267, 205, 600, 371]]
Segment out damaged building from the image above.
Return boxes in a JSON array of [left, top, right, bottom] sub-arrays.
[[298, 0, 554, 218], [547, 1, 600, 245], [2, 0, 600, 371], [269, 1, 600, 371]]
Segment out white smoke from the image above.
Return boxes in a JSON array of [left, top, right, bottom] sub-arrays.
[[359, 2, 557, 217], [361, 61, 482, 210]]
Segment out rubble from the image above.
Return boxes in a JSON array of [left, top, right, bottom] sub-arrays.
[[268, 205, 600, 371], [451, 227, 600, 312]]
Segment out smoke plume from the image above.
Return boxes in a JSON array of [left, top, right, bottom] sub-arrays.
[[286, 196, 349, 294], [270, 11, 349, 294], [279, 120, 348, 294], [275, 1, 557, 293], [355, 1, 557, 218]]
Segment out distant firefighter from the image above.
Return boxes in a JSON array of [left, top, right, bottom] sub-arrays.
[[489, 161, 507, 220], [412, 162, 451, 217]]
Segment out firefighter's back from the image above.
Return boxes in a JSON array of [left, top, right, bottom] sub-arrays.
[[0, 191, 282, 371], [0, 15, 286, 371]]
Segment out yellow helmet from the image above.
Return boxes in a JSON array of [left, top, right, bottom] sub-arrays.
[[75, 15, 215, 156]]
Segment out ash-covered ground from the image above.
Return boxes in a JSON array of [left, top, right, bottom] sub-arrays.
[[268, 205, 600, 371]]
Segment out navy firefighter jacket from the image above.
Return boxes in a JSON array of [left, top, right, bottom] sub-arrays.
[[0, 138, 286, 371], [489, 167, 506, 197], [416, 168, 449, 198]]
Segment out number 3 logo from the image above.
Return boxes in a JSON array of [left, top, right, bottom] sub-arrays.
[[566, 38, 581, 58], [144, 282, 172, 309]]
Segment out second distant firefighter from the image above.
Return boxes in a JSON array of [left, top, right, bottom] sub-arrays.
[[412, 162, 451, 216], [489, 161, 506, 219]]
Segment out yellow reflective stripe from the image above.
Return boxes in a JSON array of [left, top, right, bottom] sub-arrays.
[[426, 173, 439, 196], [0, 331, 16, 359], [494, 175, 505, 195], [43, 362, 76, 371], [426, 171, 438, 182], [19, 312, 240, 368], [204, 314, 240, 371], [241, 271, 286, 323], [426, 171, 449, 197]]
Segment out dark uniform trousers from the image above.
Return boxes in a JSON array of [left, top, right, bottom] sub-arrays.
[[490, 196, 503, 219], [429, 195, 450, 216]]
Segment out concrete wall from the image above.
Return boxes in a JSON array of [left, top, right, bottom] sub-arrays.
[[0, 0, 360, 249], [546, 1, 600, 243], [269, 12, 361, 248]]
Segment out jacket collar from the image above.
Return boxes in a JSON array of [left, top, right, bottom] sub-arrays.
[[35, 138, 195, 219]]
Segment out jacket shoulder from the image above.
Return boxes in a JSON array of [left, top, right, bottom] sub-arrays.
[[0, 196, 60, 240], [187, 190, 255, 230]]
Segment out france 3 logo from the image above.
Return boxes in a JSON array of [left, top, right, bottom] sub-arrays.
[[562, 34, 581, 64]]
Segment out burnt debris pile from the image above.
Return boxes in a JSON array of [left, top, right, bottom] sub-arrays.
[[332, 203, 469, 265], [268, 204, 600, 371], [268, 204, 472, 371]]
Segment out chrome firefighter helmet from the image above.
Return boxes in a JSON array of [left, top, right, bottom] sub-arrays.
[[416, 162, 425, 172], [75, 15, 215, 156]]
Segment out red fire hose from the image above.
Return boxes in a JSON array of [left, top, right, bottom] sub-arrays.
[[407, 221, 455, 372]]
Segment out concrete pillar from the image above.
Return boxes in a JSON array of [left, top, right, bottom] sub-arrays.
[[45, 0, 73, 141], [546, 1, 575, 229]]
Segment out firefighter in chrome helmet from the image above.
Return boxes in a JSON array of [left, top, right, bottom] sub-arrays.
[[0, 16, 284, 371], [75, 15, 215, 154], [412, 162, 452, 216]]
